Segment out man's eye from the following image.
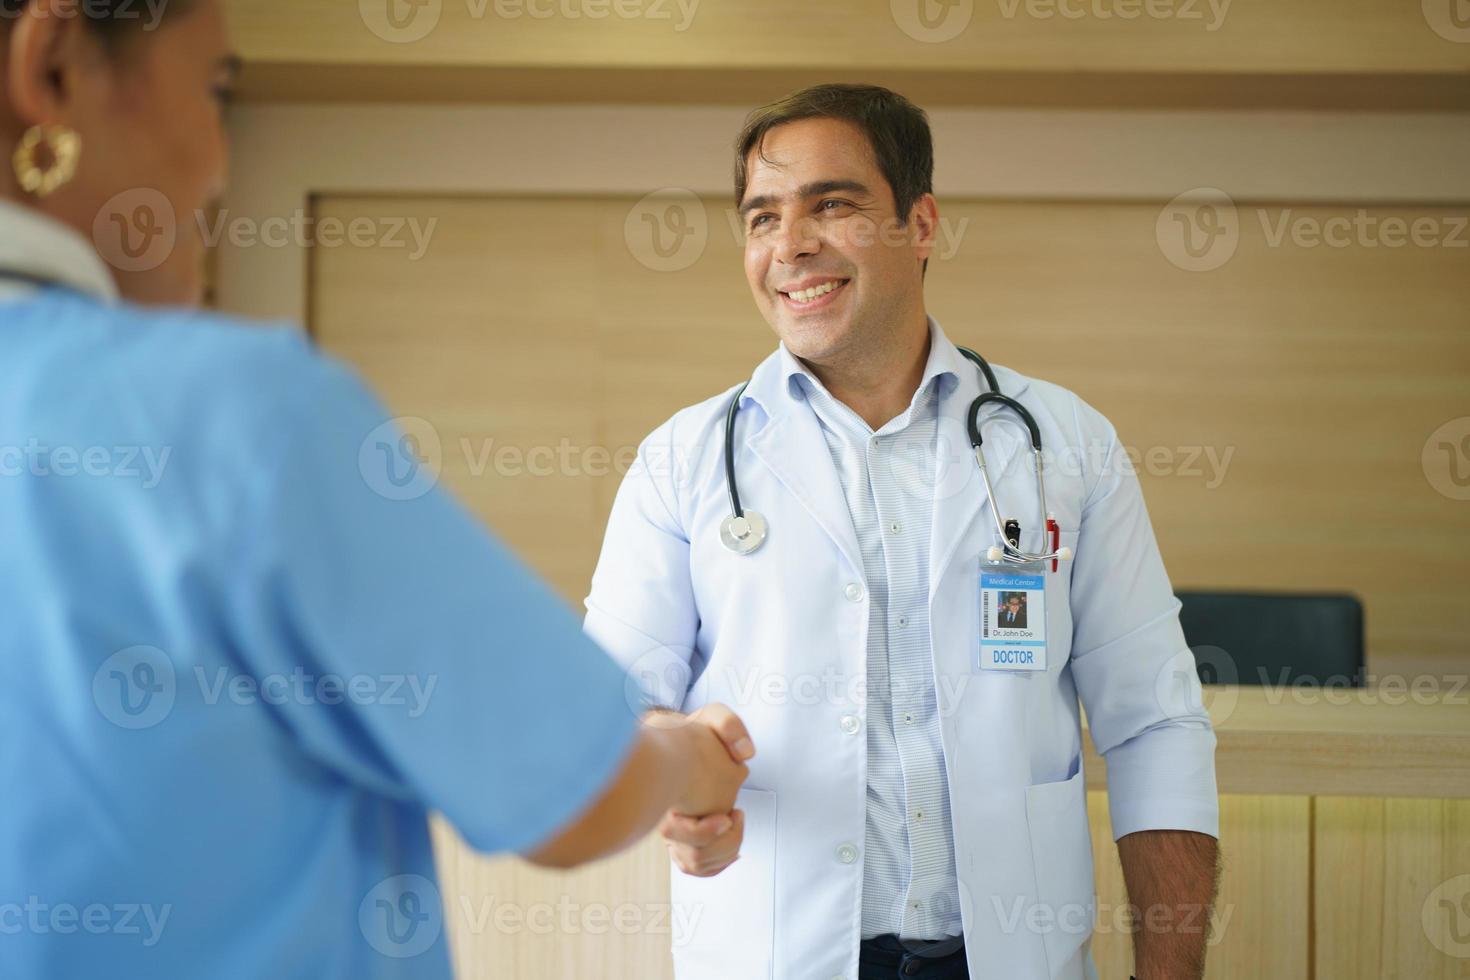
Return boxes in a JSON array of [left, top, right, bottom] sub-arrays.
[[819, 200, 849, 213], [749, 214, 773, 230]]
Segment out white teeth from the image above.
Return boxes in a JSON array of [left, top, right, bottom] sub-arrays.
[[786, 280, 841, 303]]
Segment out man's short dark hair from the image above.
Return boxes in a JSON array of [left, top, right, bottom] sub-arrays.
[[734, 83, 934, 226]]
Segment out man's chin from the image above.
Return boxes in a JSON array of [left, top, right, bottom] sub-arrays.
[[777, 320, 855, 362]]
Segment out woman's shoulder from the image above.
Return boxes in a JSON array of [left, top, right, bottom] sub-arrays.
[[23, 291, 369, 444]]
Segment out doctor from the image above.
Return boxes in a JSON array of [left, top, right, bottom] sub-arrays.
[[586, 84, 1220, 980]]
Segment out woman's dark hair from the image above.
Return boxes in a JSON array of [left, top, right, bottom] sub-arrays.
[[0, 0, 191, 44], [734, 83, 935, 225]]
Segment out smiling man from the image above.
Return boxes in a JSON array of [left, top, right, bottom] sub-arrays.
[[585, 84, 1220, 980]]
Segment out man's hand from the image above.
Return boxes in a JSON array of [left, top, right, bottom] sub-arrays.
[[650, 703, 755, 877], [661, 807, 745, 877]]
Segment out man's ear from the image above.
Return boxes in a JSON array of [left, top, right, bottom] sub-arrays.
[[908, 192, 940, 265], [5, 4, 91, 128]]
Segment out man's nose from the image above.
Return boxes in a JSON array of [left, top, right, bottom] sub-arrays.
[[771, 216, 820, 265]]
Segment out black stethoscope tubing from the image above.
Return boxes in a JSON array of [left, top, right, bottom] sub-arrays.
[[723, 345, 1041, 521]]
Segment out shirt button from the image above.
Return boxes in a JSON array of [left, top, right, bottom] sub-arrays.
[[839, 714, 861, 735], [897, 615, 909, 628], [913, 810, 924, 823], [888, 521, 902, 534], [844, 582, 864, 602], [836, 843, 858, 864], [903, 712, 915, 725]]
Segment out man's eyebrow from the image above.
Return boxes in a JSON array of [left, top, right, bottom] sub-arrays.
[[738, 180, 871, 216]]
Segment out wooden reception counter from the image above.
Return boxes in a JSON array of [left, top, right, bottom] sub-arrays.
[[1083, 684, 1470, 799], [1081, 684, 1470, 979]]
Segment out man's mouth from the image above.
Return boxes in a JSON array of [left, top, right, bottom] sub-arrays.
[[777, 277, 849, 309]]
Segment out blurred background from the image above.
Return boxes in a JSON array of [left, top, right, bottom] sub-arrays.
[[209, 1, 1468, 977]]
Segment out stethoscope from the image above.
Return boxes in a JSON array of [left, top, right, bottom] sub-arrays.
[[719, 347, 1073, 571]]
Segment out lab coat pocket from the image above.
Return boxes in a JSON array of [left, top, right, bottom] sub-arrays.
[[1023, 766, 1096, 977], [669, 787, 777, 980]]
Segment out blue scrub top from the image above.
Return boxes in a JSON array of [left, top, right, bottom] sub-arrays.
[[0, 289, 639, 979]]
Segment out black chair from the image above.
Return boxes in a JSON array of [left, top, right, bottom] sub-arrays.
[[1174, 591, 1365, 687]]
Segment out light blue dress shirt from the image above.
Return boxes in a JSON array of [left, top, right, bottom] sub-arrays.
[[0, 204, 637, 980], [783, 322, 966, 941]]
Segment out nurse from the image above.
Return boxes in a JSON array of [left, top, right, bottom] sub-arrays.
[[586, 85, 1220, 980], [0, 2, 751, 978]]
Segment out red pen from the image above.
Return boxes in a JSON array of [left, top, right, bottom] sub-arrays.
[[1046, 516, 1059, 572]]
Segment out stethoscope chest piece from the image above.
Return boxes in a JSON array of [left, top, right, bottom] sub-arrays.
[[720, 510, 768, 555]]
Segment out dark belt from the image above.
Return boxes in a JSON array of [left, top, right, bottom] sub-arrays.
[[859, 934, 967, 978]]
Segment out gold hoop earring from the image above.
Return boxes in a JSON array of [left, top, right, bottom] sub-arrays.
[[12, 124, 82, 198]]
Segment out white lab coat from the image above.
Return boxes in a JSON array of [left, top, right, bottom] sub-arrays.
[[585, 328, 1219, 980]]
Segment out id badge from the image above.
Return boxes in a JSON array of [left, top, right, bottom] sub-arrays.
[[978, 561, 1047, 672]]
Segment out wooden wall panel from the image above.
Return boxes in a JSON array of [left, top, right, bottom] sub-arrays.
[[225, 0, 1470, 76], [310, 197, 610, 598], [1315, 797, 1470, 980], [431, 820, 677, 980]]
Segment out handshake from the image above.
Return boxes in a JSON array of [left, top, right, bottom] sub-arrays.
[[643, 704, 754, 878], [527, 702, 754, 871]]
